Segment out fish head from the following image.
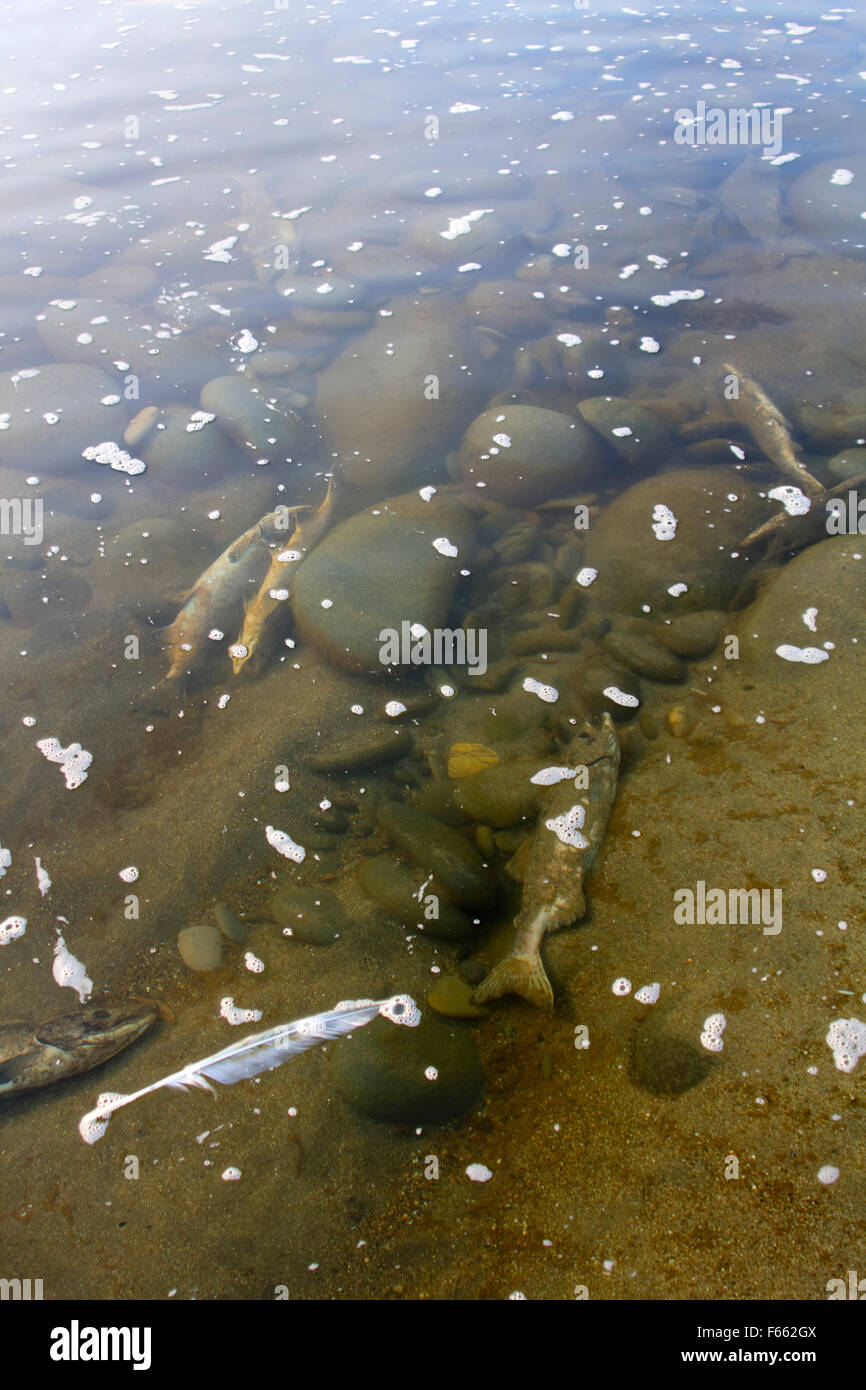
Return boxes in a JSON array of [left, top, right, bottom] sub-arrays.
[[34, 1002, 160, 1058]]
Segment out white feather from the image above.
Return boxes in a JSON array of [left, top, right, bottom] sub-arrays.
[[78, 994, 419, 1145]]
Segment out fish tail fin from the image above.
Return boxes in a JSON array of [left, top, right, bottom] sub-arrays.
[[472, 952, 554, 1009]]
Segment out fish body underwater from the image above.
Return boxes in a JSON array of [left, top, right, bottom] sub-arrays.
[[473, 713, 620, 1008], [161, 516, 272, 683], [0, 1003, 159, 1098], [234, 171, 299, 283], [722, 361, 822, 499], [232, 475, 337, 674]]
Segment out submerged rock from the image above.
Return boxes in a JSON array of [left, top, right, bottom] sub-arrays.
[[308, 727, 412, 773], [584, 467, 770, 616], [3, 570, 92, 627], [178, 923, 224, 971], [408, 206, 523, 268], [315, 294, 497, 496], [452, 758, 543, 828], [358, 854, 474, 941], [457, 404, 608, 505], [199, 375, 309, 464], [0, 363, 124, 474], [98, 515, 216, 621], [377, 802, 494, 910], [603, 631, 687, 683], [654, 610, 725, 658], [34, 298, 222, 398], [463, 278, 552, 338], [331, 1012, 484, 1125], [214, 902, 249, 944], [140, 405, 237, 485], [271, 886, 348, 944], [827, 446, 866, 483], [427, 976, 488, 1019], [576, 396, 671, 473], [291, 490, 474, 675], [80, 263, 160, 303], [737, 537, 866, 709]]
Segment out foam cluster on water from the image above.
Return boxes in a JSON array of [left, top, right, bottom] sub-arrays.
[[265, 825, 305, 862], [0, 915, 27, 945], [53, 931, 92, 1001], [545, 804, 589, 849], [700, 1012, 726, 1052], [379, 994, 421, 1027], [36, 737, 92, 789], [825, 1017, 866, 1072]]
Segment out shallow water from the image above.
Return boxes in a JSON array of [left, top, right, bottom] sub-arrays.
[[1, 0, 865, 1301]]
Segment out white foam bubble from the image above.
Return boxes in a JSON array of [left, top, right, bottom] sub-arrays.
[[651, 503, 677, 540], [700, 1012, 726, 1052], [0, 915, 27, 945], [523, 677, 558, 703], [265, 825, 305, 863], [432, 536, 458, 557], [603, 685, 639, 708], [545, 804, 589, 849], [53, 932, 92, 1001], [531, 765, 582, 786], [825, 1017, 866, 1072], [36, 737, 92, 789], [34, 857, 51, 895], [634, 982, 660, 1005], [379, 995, 421, 1027], [219, 997, 262, 1025], [769, 485, 811, 517], [466, 1163, 493, 1182], [775, 644, 829, 664]]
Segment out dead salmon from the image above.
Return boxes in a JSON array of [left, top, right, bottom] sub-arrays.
[[473, 713, 620, 1009], [0, 1002, 159, 1098], [722, 362, 823, 499], [233, 171, 299, 284], [161, 517, 273, 684], [232, 476, 337, 675]]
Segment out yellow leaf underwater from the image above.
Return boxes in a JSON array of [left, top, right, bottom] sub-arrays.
[[447, 742, 500, 779]]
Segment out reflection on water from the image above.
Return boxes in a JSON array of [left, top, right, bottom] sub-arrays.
[[1, 0, 865, 1300]]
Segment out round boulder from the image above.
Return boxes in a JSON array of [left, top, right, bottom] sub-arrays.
[[576, 396, 672, 473], [140, 404, 237, 486], [457, 404, 608, 505], [200, 375, 309, 465], [291, 490, 474, 675], [0, 363, 124, 474], [331, 1013, 484, 1125], [583, 467, 771, 616]]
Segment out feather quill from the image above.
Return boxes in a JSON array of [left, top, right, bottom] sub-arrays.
[[78, 994, 420, 1145]]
